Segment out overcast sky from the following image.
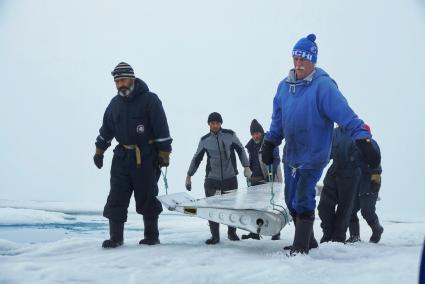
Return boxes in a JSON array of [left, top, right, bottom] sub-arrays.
[[1, 0, 424, 219]]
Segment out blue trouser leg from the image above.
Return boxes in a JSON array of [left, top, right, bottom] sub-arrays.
[[284, 164, 323, 214], [284, 164, 297, 215]]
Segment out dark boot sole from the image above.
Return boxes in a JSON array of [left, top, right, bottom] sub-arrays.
[[139, 239, 160, 245], [102, 240, 123, 248]]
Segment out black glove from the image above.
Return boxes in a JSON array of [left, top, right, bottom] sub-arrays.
[[260, 140, 275, 165], [356, 139, 381, 168], [93, 154, 103, 169]]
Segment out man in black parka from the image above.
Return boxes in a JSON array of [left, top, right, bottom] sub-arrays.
[[317, 126, 363, 243], [347, 125, 383, 243], [94, 62, 172, 248]]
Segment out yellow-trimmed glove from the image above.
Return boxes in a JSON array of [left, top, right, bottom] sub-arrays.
[[371, 174, 381, 184], [158, 151, 170, 167], [371, 174, 381, 192]]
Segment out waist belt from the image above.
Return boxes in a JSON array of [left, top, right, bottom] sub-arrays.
[[122, 144, 141, 167]]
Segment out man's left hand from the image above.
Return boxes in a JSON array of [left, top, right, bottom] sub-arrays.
[[244, 167, 252, 179], [158, 151, 170, 167], [371, 174, 381, 193], [371, 174, 381, 185]]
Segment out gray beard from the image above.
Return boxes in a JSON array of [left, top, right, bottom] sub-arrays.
[[118, 83, 135, 97]]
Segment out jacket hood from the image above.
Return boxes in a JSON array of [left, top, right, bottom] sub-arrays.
[[119, 78, 150, 101], [286, 67, 330, 93], [134, 78, 149, 93]]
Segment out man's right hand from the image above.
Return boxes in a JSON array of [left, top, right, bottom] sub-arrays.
[[93, 148, 105, 169], [185, 176, 192, 191], [93, 154, 103, 169], [260, 140, 275, 165]]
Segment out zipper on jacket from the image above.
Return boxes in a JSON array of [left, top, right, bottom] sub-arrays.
[[222, 141, 229, 159], [216, 135, 224, 181]]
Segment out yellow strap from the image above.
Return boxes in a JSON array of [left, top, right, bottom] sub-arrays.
[[135, 145, 141, 168], [122, 144, 142, 168]]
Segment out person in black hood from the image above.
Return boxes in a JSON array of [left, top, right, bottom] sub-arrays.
[[241, 119, 283, 241], [318, 125, 365, 243], [94, 62, 173, 248], [346, 125, 383, 243]]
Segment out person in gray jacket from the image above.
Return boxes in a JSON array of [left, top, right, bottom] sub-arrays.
[[185, 112, 252, 245]]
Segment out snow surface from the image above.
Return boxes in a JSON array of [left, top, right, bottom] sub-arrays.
[[0, 202, 423, 284], [1, 0, 425, 283]]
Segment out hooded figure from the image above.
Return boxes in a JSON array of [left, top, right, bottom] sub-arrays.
[[261, 34, 380, 256]]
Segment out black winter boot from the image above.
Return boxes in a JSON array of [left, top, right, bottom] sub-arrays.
[[284, 223, 318, 250], [288, 213, 315, 256], [310, 231, 319, 249], [369, 219, 384, 243], [271, 232, 281, 240], [102, 220, 124, 248], [139, 217, 160, 245], [346, 221, 361, 243], [205, 221, 220, 245], [346, 235, 361, 243], [242, 232, 261, 240], [283, 215, 297, 250], [227, 226, 240, 241], [320, 235, 332, 243]]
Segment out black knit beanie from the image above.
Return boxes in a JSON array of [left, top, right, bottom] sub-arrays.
[[250, 119, 264, 134], [111, 62, 135, 80], [207, 112, 223, 124]]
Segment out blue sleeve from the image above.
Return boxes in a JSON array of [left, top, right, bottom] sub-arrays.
[[265, 81, 285, 145], [272, 146, 281, 173], [317, 79, 371, 140]]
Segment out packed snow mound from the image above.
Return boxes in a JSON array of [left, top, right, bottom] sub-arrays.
[[0, 202, 424, 284], [0, 208, 77, 225]]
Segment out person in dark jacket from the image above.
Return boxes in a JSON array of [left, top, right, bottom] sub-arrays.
[[241, 119, 283, 241], [261, 34, 380, 256], [185, 112, 252, 245], [317, 126, 363, 243], [93, 62, 172, 248], [346, 125, 383, 243]]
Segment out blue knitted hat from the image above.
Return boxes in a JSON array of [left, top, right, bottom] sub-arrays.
[[292, 34, 318, 64]]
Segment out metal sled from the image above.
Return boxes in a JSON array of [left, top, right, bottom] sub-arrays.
[[157, 182, 292, 236]]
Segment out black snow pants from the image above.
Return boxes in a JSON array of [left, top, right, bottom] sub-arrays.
[[318, 167, 361, 242], [349, 172, 380, 229], [204, 177, 238, 237], [103, 145, 163, 223]]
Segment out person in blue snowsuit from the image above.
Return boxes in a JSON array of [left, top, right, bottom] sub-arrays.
[[93, 62, 172, 248], [261, 34, 380, 255]]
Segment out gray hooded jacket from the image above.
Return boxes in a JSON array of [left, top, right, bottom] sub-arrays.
[[187, 129, 249, 180]]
